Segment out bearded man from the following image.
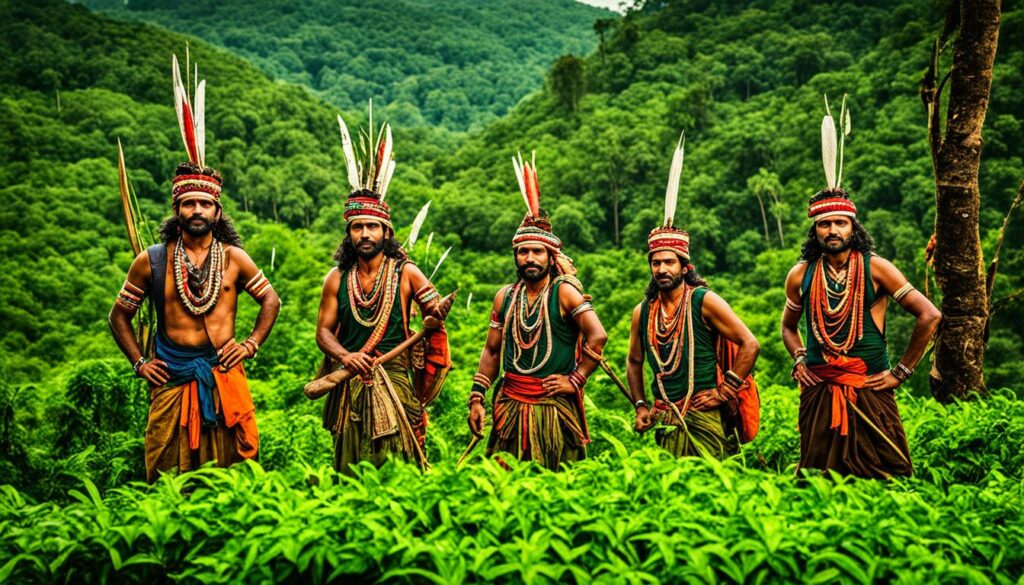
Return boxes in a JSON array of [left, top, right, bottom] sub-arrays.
[[109, 56, 280, 483], [466, 152, 608, 470], [780, 97, 941, 478], [626, 135, 761, 459], [315, 109, 451, 474]]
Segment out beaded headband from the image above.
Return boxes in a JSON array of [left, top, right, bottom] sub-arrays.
[[344, 195, 393, 229], [172, 173, 222, 204]]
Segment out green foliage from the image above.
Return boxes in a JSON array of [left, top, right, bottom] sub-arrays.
[[85, 0, 607, 131], [1, 396, 1022, 584]]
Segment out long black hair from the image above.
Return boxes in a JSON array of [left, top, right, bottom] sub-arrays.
[[334, 235, 407, 271], [644, 263, 709, 301]]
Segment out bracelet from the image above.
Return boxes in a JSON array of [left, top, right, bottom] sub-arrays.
[[132, 356, 147, 374], [467, 391, 485, 407], [244, 337, 259, 358], [634, 399, 648, 410], [793, 347, 807, 358], [723, 369, 744, 390], [790, 353, 807, 378], [568, 370, 588, 391], [891, 362, 914, 383]]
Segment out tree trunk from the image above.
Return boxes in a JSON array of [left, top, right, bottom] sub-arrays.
[[923, 0, 1000, 402], [754, 193, 771, 246]]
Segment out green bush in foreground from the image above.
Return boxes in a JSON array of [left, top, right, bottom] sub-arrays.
[[1, 445, 1021, 584]]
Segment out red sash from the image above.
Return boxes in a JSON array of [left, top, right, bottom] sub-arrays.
[[502, 371, 590, 445], [808, 355, 868, 436]]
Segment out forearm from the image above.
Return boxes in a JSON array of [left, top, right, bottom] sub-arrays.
[[897, 314, 941, 370], [475, 346, 501, 383], [626, 359, 646, 403], [316, 326, 352, 362], [108, 308, 144, 364], [730, 340, 760, 379], [246, 294, 281, 346], [781, 324, 805, 358]]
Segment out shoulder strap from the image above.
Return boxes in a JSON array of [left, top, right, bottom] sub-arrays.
[[147, 243, 167, 331]]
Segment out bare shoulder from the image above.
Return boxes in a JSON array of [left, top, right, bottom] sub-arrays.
[[224, 245, 254, 265], [323, 266, 342, 287], [400, 260, 427, 281], [785, 261, 809, 283], [867, 254, 900, 276]]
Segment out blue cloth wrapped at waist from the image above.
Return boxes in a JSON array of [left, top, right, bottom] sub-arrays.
[[154, 330, 219, 428]]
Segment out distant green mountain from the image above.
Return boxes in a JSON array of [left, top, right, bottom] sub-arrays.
[[82, 0, 610, 131], [0, 0, 439, 380]]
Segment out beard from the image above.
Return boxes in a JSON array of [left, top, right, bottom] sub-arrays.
[[180, 215, 213, 237], [819, 234, 852, 255], [654, 273, 684, 292], [355, 238, 385, 259], [517, 262, 550, 283]]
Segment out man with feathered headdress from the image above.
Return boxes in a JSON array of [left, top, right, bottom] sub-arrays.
[[781, 95, 941, 478], [626, 133, 762, 459], [314, 103, 453, 475], [109, 55, 281, 483], [466, 152, 608, 470]]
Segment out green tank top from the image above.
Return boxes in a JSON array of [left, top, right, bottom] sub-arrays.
[[336, 259, 407, 354], [801, 254, 890, 374], [498, 278, 581, 378], [639, 287, 718, 402]]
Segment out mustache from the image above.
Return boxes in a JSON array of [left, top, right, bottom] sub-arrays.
[[521, 263, 544, 270]]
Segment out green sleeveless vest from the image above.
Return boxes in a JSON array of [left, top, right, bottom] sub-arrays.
[[801, 254, 890, 374], [639, 287, 718, 402], [498, 278, 580, 377], [336, 260, 407, 354]]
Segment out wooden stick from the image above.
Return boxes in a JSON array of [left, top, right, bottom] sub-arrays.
[[304, 315, 440, 400]]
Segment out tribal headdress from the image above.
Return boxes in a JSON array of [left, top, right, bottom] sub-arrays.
[[511, 151, 576, 276], [170, 54, 222, 206], [338, 100, 396, 230], [647, 132, 690, 261], [809, 94, 857, 222]]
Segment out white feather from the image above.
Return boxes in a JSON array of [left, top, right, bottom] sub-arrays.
[[171, 55, 188, 157], [424, 232, 434, 260], [466, 292, 473, 312], [429, 246, 452, 281], [407, 201, 431, 249], [337, 115, 360, 191], [194, 79, 206, 168], [663, 131, 685, 227], [377, 123, 393, 191], [821, 114, 837, 189], [379, 159, 396, 200], [512, 154, 530, 213]]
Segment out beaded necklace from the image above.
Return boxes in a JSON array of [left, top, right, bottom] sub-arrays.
[[173, 236, 223, 315], [505, 278, 555, 374], [347, 257, 399, 329], [647, 285, 691, 379], [809, 251, 865, 355]]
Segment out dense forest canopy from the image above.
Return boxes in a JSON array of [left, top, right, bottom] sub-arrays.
[[82, 0, 608, 131], [1, 0, 1023, 580]]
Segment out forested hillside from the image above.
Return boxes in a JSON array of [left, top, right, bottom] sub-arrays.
[[83, 0, 608, 131], [1, 0, 1023, 581]]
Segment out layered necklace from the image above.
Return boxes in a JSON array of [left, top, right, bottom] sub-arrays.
[[173, 236, 224, 316], [647, 285, 692, 379], [809, 251, 865, 355], [506, 278, 554, 374], [347, 257, 399, 329]]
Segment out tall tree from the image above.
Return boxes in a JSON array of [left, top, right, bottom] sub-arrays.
[[550, 55, 586, 113], [920, 0, 1001, 401]]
